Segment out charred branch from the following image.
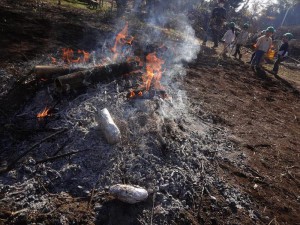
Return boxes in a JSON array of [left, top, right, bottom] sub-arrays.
[[35, 148, 93, 165], [0, 128, 67, 175], [54, 61, 140, 92], [34, 65, 85, 81]]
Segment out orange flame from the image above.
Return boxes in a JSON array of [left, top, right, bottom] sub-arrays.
[[129, 91, 135, 98], [37, 107, 51, 118], [142, 52, 165, 91], [60, 48, 90, 64], [51, 57, 57, 64], [78, 50, 90, 63], [111, 22, 134, 61], [112, 22, 129, 54], [62, 48, 74, 63]]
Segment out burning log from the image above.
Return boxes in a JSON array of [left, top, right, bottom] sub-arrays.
[[34, 65, 85, 81], [54, 61, 139, 92], [97, 108, 121, 144]]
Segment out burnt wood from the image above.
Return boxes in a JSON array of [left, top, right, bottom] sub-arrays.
[[34, 65, 85, 81], [54, 61, 140, 92]]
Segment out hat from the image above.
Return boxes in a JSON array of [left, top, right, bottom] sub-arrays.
[[266, 26, 275, 33], [283, 33, 293, 40], [243, 23, 249, 29], [228, 22, 235, 28]]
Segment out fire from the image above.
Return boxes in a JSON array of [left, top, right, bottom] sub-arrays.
[[142, 52, 165, 91], [129, 91, 135, 98], [78, 50, 90, 63], [37, 107, 51, 118], [51, 57, 57, 64], [51, 48, 90, 64], [127, 90, 144, 99], [111, 22, 134, 61]]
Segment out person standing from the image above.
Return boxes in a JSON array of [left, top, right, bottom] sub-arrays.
[[251, 26, 275, 72], [210, 0, 227, 48], [272, 33, 293, 75], [247, 30, 266, 64], [222, 22, 235, 57], [233, 23, 250, 60]]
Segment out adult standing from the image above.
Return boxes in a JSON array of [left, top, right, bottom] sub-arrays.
[[210, 0, 227, 48]]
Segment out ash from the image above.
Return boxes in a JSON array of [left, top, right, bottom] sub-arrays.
[[0, 71, 258, 224]]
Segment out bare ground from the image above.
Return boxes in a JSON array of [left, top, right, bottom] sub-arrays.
[[0, 1, 300, 224], [184, 51, 300, 224]]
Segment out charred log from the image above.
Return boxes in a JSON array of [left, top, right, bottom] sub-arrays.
[[54, 61, 140, 92], [34, 65, 85, 81]]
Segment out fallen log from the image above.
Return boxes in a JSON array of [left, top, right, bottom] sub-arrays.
[[54, 61, 139, 92], [34, 65, 86, 81]]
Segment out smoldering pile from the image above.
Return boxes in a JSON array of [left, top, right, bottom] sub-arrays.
[[0, 76, 256, 224], [0, 2, 258, 224]]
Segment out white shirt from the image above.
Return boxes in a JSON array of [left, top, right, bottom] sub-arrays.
[[256, 35, 272, 52], [236, 30, 249, 45], [222, 29, 235, 44]]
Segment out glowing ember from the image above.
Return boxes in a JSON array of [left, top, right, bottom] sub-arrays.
[[126, 89, 167, 100], [129, 91, 135, 98], [37, 107, 51, 118], [51, 57, 57, 64]]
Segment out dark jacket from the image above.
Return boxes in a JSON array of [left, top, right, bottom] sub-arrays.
[[211, 7, 226, 26]]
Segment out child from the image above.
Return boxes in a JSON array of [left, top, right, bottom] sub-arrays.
[[233, 23, 249, 60], [251, 26, 275, 71], [247, 30, 266, 64], [272, 33, 293, 75], [222, 22, 235, 57]]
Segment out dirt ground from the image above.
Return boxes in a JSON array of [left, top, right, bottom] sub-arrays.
[[184, 51, 300, 224], [0, 0, 299, 224]]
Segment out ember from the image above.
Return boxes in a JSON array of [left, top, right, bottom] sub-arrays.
[[126, 89, 167, 100], [37, 107, 51, 118], [51, 48, 91, 64]]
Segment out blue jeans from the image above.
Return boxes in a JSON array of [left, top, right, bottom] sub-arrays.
[[251, 50, 265, 67], [272, 55, 285, 73]]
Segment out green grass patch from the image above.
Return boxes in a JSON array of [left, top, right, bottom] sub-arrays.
[[45, 0, 115, 12], [45, 0, 91, 10]]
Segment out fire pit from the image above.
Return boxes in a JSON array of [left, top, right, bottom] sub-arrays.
[[0, 4, 259, 225]]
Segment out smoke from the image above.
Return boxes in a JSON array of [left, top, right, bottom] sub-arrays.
[[139, 1, 200, 116], [95, 1, 201, 117]]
